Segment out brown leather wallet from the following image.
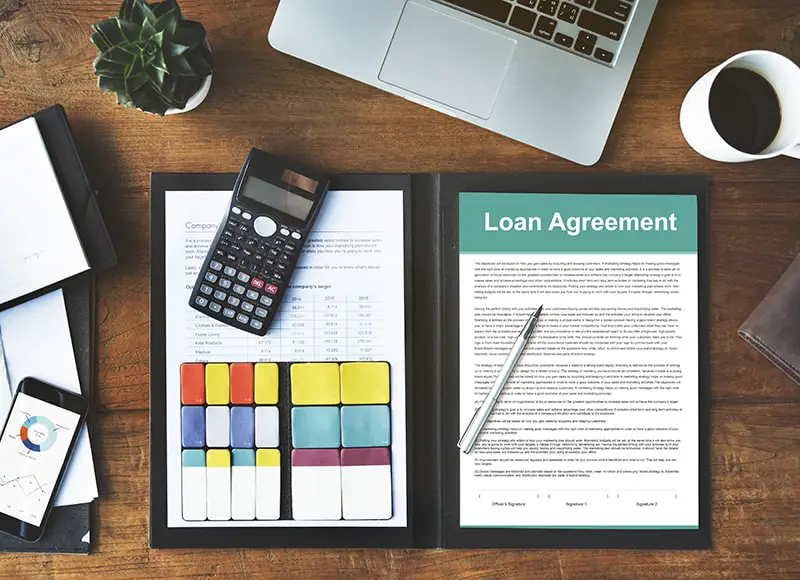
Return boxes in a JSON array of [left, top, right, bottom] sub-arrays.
[[739, 252, 800, 385]]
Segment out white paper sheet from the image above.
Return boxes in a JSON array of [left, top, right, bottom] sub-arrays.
[[0, 290, 98, 506], [164, 189, 408, 528], [0, 118, 89, 305]]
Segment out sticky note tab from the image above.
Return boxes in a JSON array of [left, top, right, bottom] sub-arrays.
[[231, 406, 255, 448], [256, 450, 280, 520], [291, 363, 340, 405], [182, 450, 207, 521], [230, 363, 254, 404], [205, 406, 230, 448], [255, 406, 279, 448], [181, 406, 205, 448], [340, 362, 390, 404], [206, 363, 230, 405], [292, 449, 341, 520], [231, 449, 256, 521], [256, 448, 281, 467], [340, 405, 390, 448], [254, 363, 279, 404], [291, 406, 340, 448], [181, 363, 206, 405], [206, 450, 231, 520], [341, 448, 392, 520]]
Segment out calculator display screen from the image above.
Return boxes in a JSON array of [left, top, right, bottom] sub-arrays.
[[241, 176, 314, 221]]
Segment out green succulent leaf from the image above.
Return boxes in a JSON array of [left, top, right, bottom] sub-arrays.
[[93, 0, 213, 115]]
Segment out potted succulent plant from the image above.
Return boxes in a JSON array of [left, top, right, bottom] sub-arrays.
[[91, 0, 214, 116]]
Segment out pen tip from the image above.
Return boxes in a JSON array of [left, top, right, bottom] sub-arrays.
[[534, 305, 543, 317]]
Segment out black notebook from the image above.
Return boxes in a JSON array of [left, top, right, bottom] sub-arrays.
[[0, 280, 94, 554], [150, 172, 710, 550]]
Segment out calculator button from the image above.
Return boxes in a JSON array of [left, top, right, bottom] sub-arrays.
[[251, 278, 265, 289], [235, 234, 246, 242], [226, 253, 237, 263], [195, 296, 209, 307], [254, 253, 265, 262], [222, 229, 234, 238], [280, 253, 291, 262], [246, 289, 259, 300], [250, 319, 263, 330], [268, 249, 279, 258], [238, 259, 250, 269], [246, 238, 257, 248], [228, 219, 239, 229], [291, 231, 302, 240], [264, 258, 275, 268], [231, 243, 242, 252], [228, 296, 241, 307], [276, 263, 287, 273], [259, 295, 273, 307], [278, 228, 289, 236], [214, 249, 225, 259], [209, 301, 222, 313], [264, 283, 279, 295], [214, 290, 227, 301], [284, 243, 296, 252], [241, 301, 255, 313], [254, 216, 278, 238], [232, 207, 242, 215], [243, 249, 253, 259], [219, 278, 232, 289], [242, 212, 252, 220], [233, 284, 246, 295], [204, 272, 219, 283], [223, 308, 236, 318], [236, 313, 250, 324], [239, 224, 248, 232], [209, 261, 223, 271], [224, 266, 237, 277], [237, 272, 251, 283], [272, 239, 284, 251], [199, 284, 213, 295], [255, 307, 269, 318], [272, 272, 284, 282], [218, 239, 231, 249]]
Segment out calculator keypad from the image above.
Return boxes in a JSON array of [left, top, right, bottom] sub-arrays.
[[190, 205, 305, 335]]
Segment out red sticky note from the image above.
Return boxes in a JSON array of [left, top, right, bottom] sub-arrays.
[[181, 364, 205, 405], [230, 363, 254, 404]]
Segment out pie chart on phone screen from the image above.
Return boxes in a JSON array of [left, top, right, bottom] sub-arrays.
[[19, 416, 57, 452]]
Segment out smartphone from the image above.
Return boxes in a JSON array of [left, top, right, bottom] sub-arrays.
[[0, 377, 88, 541]]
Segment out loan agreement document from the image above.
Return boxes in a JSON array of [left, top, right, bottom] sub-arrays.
[[459, 193, 699, 529]]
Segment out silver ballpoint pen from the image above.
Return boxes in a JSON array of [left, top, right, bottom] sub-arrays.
[[458, 305, 543, 454]]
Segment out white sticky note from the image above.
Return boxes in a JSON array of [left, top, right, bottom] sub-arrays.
[[206, 450, 231, 521], [342, 465, 392, 520], [291, 449, 341, 521], [205, 406, 230, 448], [256, 449, 280, 520], [255, 406, 279, 448], [231, 450, 256, 521], [182, 450, 207, 521]]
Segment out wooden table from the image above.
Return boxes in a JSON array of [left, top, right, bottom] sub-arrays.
[[0, 0, 798, 576]]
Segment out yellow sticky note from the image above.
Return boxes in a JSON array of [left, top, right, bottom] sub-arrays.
[[256, 449, 280, 467], [291, 363, 340, 405], [340, 362, 390, 404], [254, 363, 279, 404], [205, 363, 230, 405], [207, 449, 231, 468]]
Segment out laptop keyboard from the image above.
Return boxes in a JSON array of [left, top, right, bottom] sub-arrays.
[[435, 0, 636, 67]]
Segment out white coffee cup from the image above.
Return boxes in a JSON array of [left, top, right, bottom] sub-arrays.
[[680, 50, 800, 162]]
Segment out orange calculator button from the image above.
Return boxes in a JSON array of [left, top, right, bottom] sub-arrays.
[[181, 363, 206, 405], [230, 363, 255, 404]]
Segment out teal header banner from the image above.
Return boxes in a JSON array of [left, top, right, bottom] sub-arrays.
[[459, 193, 698, 254]]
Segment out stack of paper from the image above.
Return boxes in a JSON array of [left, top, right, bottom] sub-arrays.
[[0, 290, 97, 506]]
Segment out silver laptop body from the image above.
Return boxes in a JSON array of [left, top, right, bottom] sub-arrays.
[[269, 0, 658, 166]]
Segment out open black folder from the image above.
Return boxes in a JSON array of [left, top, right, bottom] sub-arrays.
[[151, 172, 710, 550]]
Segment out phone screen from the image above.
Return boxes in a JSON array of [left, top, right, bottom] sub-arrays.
[[0, 392, 81, 526]]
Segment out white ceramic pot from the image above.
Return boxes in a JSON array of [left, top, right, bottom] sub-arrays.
[[164, 72, 213, 115]]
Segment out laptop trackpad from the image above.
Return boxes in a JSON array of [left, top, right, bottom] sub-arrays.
[[379, 2, 517, 120]]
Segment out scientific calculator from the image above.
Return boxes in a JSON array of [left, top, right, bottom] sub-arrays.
[[189, 149, 330, 335]]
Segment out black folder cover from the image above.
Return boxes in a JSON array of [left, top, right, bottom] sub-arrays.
[[150, 172, 710, 550], [0, 105, 117, 312], [0, 279, 94, 553]]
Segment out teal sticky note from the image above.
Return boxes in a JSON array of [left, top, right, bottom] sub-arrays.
[[291, 407, 340, 448], [340, 405, 390, 448]]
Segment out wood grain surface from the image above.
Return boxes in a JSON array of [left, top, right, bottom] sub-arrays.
[[0, 0, 798, 577]]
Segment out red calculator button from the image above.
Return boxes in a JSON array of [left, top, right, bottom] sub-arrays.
[[264, 283, 279, 295], [251, 278, 265, 289]]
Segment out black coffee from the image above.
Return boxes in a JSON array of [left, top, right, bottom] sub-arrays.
[[708, 67, 782, 154]]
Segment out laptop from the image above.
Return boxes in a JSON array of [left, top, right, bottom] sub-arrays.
[[269, 0, 658, 166]]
